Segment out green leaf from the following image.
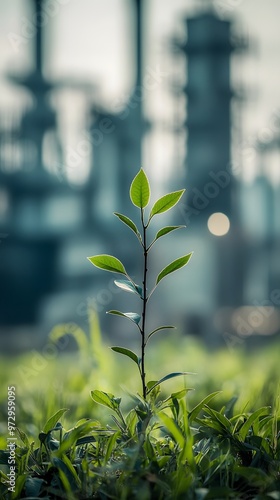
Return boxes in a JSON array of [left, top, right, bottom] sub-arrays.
[[224, 396, 238, 419], [111, 346, 139, 366], [144, 434, 156, 461], [0, 468, 9, 479], [195, 417, 225, 434], [125, 409, 138, 435], [162, 389, 192, 405], [204, 406, 232, 432], [114, 212, 142, 241], [24, 477, 45, 497], [87, 254, 127, 275], [91, 390, 120, 411], [188, 391, 222, 423], [104, 431, 120, 463], [147, 380, 158, 391], [155, 225, 185, 242], [146, 372, 195, 394], [149, 190, 185, 220], [76, 436, 97, 446], [238, 407, 270, 441], [130, 168, 150, 208], [147, 325, 175, 341], [43, 409, 68, 434], [233, 466, 269, 486], [159, 412, 185, 448], [156, 253, 193, 285], [60, 420, 101, 453], [16, 427, 30, 448], [107, 310, 141, 325], [114, 279, 143, 298], [52, 456, 81, 491], [146, 380, 161, 401]]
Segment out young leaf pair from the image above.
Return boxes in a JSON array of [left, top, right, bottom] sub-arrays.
[[88, 168, 193, 399]]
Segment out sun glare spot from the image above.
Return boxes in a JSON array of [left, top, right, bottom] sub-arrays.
[[207, 212, 230, 236]]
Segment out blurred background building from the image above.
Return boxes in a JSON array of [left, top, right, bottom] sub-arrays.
[[0, 0, 279, 352]]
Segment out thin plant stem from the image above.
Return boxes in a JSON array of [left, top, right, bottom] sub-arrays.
[[140, 208, 148, 399]]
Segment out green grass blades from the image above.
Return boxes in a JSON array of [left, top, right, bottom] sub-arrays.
[[0, 339, 280, 498]]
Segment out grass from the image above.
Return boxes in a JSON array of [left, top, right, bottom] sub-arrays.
[[0, 315, 279, 499]]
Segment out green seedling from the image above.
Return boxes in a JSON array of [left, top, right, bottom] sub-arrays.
[[87, 168, 193, 400]]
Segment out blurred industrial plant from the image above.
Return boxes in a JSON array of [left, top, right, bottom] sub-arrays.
[[0, 0, 279, 352]]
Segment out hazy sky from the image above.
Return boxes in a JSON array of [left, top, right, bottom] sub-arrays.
[[0, 0, 280, 178]]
